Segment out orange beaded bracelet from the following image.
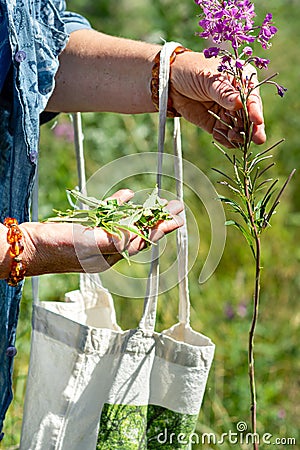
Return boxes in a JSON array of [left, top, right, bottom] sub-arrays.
[[150, 45, 191, 118], [4, 218, 26, 287]]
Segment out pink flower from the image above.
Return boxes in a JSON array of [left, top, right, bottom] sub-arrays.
[[53, 122, 74, 142]]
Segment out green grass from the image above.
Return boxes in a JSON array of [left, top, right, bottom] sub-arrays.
[[1, 1, 299, 448]]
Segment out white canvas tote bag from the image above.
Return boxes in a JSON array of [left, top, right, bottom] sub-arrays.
[[20, 42, 215, 450], [20, 267, 214, 449]]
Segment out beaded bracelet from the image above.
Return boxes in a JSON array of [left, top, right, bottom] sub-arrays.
[[150, 45, 192, 118], [4, 218, 26, 287]]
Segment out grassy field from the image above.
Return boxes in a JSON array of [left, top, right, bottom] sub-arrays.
[[1, 1, 299, 449]]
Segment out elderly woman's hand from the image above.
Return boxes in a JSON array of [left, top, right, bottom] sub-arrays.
[[0, 190, 183, 279], [170, 51, 266, 148]]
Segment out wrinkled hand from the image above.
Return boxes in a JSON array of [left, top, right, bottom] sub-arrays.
[[14, 189, 183, 277], [83, 189, 184, 270], [170, 51, 266, 148]]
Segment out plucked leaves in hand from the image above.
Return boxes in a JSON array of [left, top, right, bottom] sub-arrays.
[[46, 187, 171, 250]]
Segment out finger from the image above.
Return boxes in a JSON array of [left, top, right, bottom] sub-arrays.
[[252, 122, 266, 145], [172, 90, 239, 149], [211, 109, 240, 148], [228, 127, 245, 145], [124, 234, 150, 256], [106, 188, 134, 204], [213, 127, 239, 149], [165, 199, 184, 215], [245, 84, 266, 144], [150, 213, 184, 242], [124, 209, 184, 257], [209, 76, 243, 111], [112, 229, 131, 253], [247, 91, 264, 125]]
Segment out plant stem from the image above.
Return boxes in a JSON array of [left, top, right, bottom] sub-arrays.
[[248, 233, 261, 450], [243, 148, 260, 449], [241, 105, 260, 448]]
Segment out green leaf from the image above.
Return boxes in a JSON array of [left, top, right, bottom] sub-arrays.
[[121, 249, 131, 264], [67, 189, 105, 208], [248, 155, 273, 173], [254, 139, 284, 159], [142, 186, 159, 209], [256, 163, 276, 180], [219, 181, 241, 195], [225, 220, 255, 257], [212, 141, 234, 164], [113, 223, 153, 244], [261, 180, 278, 207], [119, 210, 144, 226], [219, 196, 249, 226], [212, 167, 236, 184]]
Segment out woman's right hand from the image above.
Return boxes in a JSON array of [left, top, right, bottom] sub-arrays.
[[170, 50, 266, 148], [0, 190, 183, 279]]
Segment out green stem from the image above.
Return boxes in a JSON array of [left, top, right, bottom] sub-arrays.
[[242, 136, 261, 449], [248, 233, 261, 450]]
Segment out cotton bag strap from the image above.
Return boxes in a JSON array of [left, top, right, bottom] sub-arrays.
[[31, 113, 104, 304], [139, 41, 190, 332], [72, 113, 108, 293]]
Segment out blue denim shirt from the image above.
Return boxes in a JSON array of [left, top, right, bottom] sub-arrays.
[[0, 0, 90, 438]]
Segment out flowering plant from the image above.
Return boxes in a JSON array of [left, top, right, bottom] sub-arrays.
[[194, 1, 295, 447]]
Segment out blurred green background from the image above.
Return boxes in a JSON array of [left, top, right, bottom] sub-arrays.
[[2, 0, 299, 448]]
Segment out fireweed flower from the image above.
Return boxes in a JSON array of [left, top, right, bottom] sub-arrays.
[[258, 13, 278, 49], [243, 46, 253, 56], [203, 46, 220, 58], [252, 56, 270, 70], [235, 59, 244, 69], [276, 84, 288, 97], [269, 82, 288, 98], [194, 0, 286, 97], [195, 0, 256, 49]]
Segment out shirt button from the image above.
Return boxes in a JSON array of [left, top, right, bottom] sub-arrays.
[[6, 346, 17, 357], [15, 50, 27, 63], [29, 149, 38, 164]]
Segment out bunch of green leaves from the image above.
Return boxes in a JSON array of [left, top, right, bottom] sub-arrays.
[[46, 187, 171, 261]]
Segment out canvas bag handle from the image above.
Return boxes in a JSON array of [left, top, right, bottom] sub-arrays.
[[139, 42, 190, 333], [72, 113, 110, 294], [31, 113, 107, 304]]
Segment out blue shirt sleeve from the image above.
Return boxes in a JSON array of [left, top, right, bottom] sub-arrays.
[[62, 11, 92, 34]]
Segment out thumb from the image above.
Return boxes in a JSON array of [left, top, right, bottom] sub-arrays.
[[210, 77, 243, 111]]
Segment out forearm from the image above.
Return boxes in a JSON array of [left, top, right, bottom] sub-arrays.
[[0, 222, 114, 279], [46, 30, 265, 146], [0, 198, 183, 280], [46, 29, 161, 114]]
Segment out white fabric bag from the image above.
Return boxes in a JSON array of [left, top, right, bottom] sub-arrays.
[[20, 270, 214, 450], [20, 42, 215, 450]]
